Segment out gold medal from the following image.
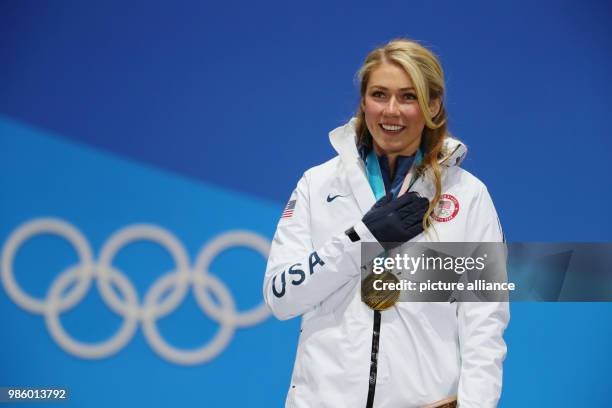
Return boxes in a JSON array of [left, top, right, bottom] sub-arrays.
[[361, 269, 400, 311]]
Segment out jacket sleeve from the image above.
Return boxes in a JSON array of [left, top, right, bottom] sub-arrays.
[[457, 185, 510, 408], [263, 172, 380, 320]]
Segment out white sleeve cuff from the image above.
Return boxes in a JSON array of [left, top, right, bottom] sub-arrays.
[[343, 221, 384, 267], [353, 220, 377, 243]]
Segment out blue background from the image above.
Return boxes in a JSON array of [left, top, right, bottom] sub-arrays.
[[1, 0, 611, 406]]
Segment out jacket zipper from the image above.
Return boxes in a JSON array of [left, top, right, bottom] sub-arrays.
[[365, 310, 382, 408]]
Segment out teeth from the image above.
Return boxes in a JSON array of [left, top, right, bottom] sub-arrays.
[[381, 124, 404, 131]]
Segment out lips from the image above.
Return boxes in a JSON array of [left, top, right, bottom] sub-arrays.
[[379, 123, 405, 133]]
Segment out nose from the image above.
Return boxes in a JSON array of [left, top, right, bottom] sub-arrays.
[[383, 96, 400, 116]]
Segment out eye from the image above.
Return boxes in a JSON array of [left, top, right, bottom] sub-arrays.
[[371, 90, 386, 98], [403, 93, 417, 101]]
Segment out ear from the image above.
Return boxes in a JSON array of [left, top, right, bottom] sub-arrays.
[[429, 98, 442, 119], [360, 97, 366, 111]]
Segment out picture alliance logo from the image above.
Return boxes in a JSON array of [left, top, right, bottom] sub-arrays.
[[0, 218, 271, 365]]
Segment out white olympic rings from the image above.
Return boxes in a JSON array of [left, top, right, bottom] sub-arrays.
[[1, 217, 271, 365]]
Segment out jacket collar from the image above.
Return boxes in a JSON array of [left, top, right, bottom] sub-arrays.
[[329, 118, 363, 164], [329, 119, 375, 213], [328, 118, 468, 213], [329, 118, 468, 167]]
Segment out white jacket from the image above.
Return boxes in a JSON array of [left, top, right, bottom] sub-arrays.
[[263, 120, 509, 408]]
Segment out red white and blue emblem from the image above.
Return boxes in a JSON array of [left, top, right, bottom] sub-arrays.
[[432, 193, 459, 222], [281, 199, 296, 219]]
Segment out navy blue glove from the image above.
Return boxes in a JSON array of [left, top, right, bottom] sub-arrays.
[[362, 192, 429, 249]]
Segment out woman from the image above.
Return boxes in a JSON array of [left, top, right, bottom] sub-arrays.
[[263, 39, 509, 408]]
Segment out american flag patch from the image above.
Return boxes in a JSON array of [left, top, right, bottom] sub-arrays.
[[438, 200, 452, 210], [281, 199, 296, 219]]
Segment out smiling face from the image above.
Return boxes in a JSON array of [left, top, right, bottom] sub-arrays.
[[361, 62, 430, 159]]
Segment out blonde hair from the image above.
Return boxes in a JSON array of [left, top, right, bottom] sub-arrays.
[[355, 38, 449, 229]]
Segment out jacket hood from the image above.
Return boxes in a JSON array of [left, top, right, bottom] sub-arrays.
[[329, 118, 467, 168]]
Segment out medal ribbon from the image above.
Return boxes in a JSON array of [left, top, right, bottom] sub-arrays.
[[362, 148, 423, 311], [365, 149, 422, 199]]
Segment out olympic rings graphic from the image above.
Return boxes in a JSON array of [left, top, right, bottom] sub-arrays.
[[1, 217, 271, 365]]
